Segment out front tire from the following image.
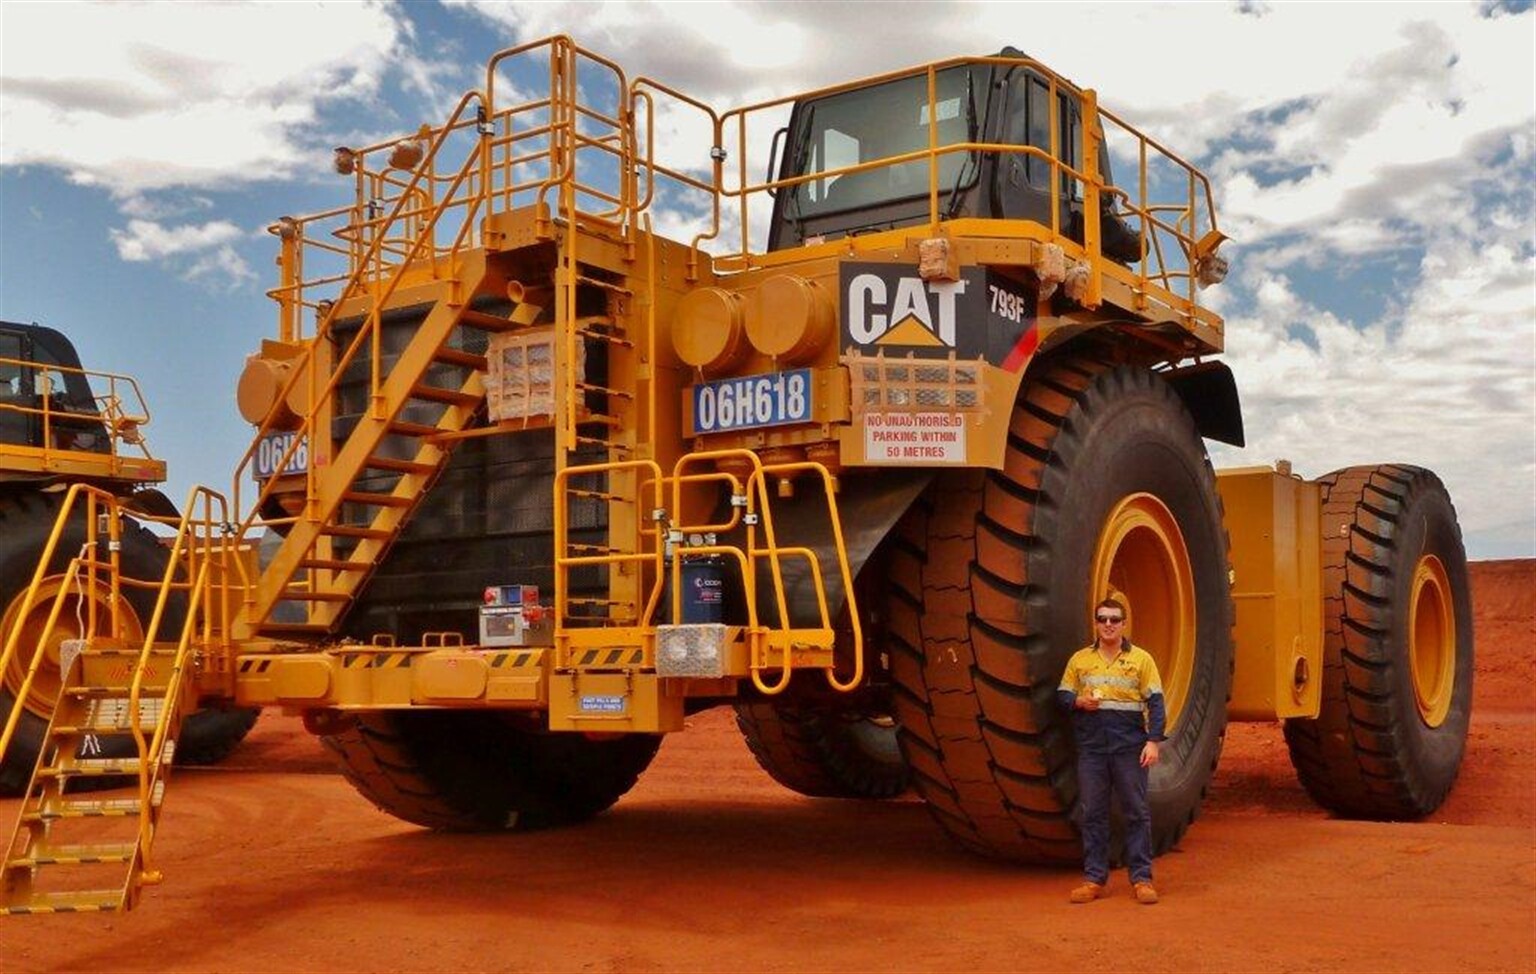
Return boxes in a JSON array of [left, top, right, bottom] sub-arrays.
[[887, 356, 1233, 861], [321, 710, 660, 830], [733, 699, 909, 799], [1283, 465, 1473, 818]]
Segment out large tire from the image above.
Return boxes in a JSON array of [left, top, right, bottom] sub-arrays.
[[1, 493, 175, 793], [1283, 465, 1473, 819], [177, 706, 262, 765], [887, 357, 1233, 862], [733, 700, 909, 799], [0, 493, 260, 795], [320, 710, 659, 830]]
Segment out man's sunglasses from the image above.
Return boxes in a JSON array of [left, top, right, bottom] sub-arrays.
[[1095, 615, 1124, 625]]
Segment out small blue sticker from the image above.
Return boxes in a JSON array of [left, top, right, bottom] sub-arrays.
[[580, 695, 626, 713]]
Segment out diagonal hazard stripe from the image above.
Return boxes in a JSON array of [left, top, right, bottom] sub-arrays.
[[1001, 321, 1040, 372]]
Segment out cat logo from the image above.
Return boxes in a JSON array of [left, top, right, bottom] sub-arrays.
[[846, 272, 968, 349], [840, 262, 1034, 365]]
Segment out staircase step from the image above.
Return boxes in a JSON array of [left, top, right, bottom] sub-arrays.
[[253, 622, 329, 636], [386, 419, 439, 438], [575, 381, 634, 400], [7, 841, 138, 868], [364, 455, 437, 475], [299, 558, 364, 571], [0, 890, 125, 915], [410, 383, 480, 408], [459, 309, 516, 331], [432, 347, 488, 370], [80, 646, 178, 659], [321, 524, 393, 540], [576, 435, 633, 453], [36, 757, 143, 779], [341, 490, 413, 509], [22, 793, 154, 822], [52, 715, 158, 735], [64, 686, 167, 699], [279, 588, 353, 602]]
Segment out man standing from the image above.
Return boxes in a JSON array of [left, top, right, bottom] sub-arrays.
[[1057, 597, 1166, 905]]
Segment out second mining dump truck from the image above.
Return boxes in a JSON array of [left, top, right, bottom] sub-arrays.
[[0, 322, 259, 798], [1, 38, 1473, 912]]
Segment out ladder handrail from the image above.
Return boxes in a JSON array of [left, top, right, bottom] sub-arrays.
[[126, 485, 235, 880], [231, 89, 490, 544], [0, 484, 127, 765]]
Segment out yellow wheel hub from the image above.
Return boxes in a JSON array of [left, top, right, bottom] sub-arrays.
[[2, 576, 142, 721], [1090, 493, 1197, 731], [1409, 554, 1455, 728]]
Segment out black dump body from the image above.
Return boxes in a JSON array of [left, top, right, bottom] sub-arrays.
[[326, 304, 610, 643], [0, 321, 111, 455], [765, 50, 1141, 262]]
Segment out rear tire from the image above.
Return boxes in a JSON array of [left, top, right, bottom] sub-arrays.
[[0, 493, 261, 795], [177, 706, 262, 765], [887, 357, 1233, 861], [733, 700, 909, 799], [1, 494, 175, 793], [1283, 465, 1473, 818], [321, 710, 659, 830]]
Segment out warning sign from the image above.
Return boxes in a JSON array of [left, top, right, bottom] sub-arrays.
[[864, 412, 967, 464]]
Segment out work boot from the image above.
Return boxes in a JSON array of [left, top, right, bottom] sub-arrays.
[[1069, 881, 1105, 904], [1133, 882, 1159, 905]]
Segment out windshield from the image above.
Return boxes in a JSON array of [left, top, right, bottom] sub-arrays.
[[782, 66, 974, 217]]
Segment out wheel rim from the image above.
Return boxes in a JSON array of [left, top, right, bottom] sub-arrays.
[[1091, 493, 1197, 731], [2, 576, 142, 721], [1409, 554, 1455, 728]]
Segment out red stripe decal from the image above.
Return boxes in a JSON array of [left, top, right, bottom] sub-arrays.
[[1001, 323, 1040, 373]]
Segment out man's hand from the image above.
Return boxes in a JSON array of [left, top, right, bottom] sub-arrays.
[[1140, 740, 1160, 768], [1076, 695, 1100, 711]]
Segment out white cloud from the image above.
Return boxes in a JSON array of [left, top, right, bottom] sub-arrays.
[[108, 219, 254, 289], [1211, 215, 1536, 555], [0, 1, 409, 196], [109, 219, 242, 262]]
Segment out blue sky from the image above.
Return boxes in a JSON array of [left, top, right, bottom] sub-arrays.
[[2, 0, 1533, 558]]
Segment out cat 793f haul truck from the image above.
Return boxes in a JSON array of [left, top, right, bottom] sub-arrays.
[[0, 37, 1472, 913]]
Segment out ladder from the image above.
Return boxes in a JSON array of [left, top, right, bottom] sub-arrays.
[[1, 489, 211, 914], [548, 192, 663, 665]]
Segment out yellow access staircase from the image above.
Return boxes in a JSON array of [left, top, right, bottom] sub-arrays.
[[239, 262, 507, 637], [0, 487, 221, 914], [234, 90, 514, 639]]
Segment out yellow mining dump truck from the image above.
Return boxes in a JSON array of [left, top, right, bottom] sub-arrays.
[[0, 323, 259, 797], [1, 37, 1473, 913]]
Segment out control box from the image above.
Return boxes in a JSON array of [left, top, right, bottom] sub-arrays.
[[478, 584, 552, 647]]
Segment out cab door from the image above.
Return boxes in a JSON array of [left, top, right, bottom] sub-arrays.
[[0, 327, 36, 447]]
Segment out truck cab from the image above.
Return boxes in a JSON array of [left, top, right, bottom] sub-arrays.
[[766, 51, 1142, 263]]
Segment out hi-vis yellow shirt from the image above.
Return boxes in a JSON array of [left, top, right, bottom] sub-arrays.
[[1057, 642, 1166, 753]]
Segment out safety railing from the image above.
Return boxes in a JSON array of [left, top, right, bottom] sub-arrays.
[[0, 355, 159, 468], [265, 42, 1223, 354], [235, 89, 496, 539], [552, 450, 861, 694]]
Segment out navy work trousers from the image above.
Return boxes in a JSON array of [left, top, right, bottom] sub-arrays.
[[1077, 748, 1152, 885]]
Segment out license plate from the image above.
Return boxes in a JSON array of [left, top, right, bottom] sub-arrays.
[[691, 369, 812, 434], [253, 431, 309, 480]]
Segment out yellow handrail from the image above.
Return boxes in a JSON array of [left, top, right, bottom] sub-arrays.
[[0, 354, 159, 466]]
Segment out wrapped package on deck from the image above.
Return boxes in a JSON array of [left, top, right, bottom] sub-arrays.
[[485, 327, 585, 423]]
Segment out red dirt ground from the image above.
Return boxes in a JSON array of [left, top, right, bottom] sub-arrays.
[[2, 560, 1532, 973]]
